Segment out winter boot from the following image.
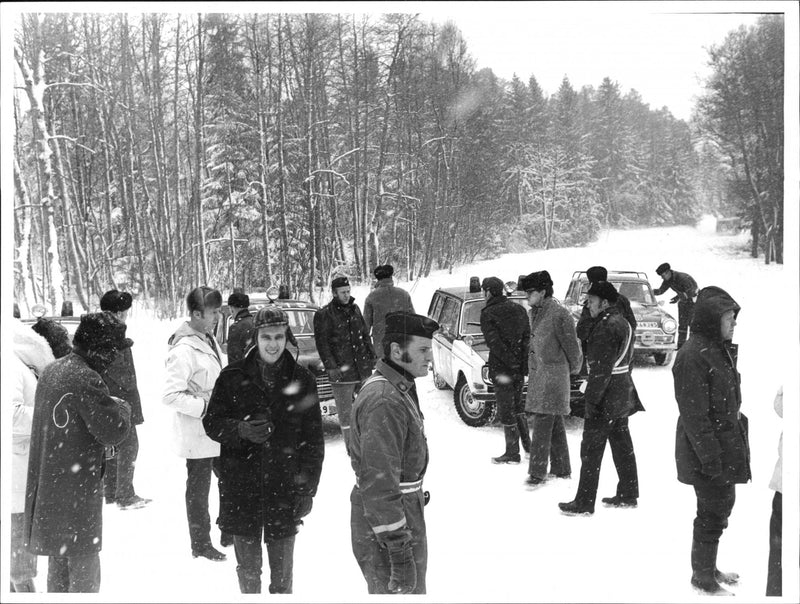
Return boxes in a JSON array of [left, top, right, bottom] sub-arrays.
[[691, 540, 732, 596], [516, 413, 531, 454], [237, 569, 261, 594], [11, 579, 36, 593], [492, 424, 521, 464], [714, 569, 740, 586]]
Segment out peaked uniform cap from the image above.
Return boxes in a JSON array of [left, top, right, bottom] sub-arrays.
[[384, 311, 439, 339], [331, 276, 350, 289], [656, 262, 671, 275]]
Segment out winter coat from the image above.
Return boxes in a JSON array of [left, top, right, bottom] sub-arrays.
[[24, 352, 131, 556], [363, 278, 416, 352], [672, 287, 750, 486], [203, 347, 324, 541], [770, 387, 782, 492], [11, 320, 56, 513], [526, 297, 583, 415], [576, 294, 637, 344], [480, 294, 530, 380], [162, 322, 223, 458], [226, 308, 255, 364], [313, 297, 376, 382], [350, 359, 428, 548], [654, 270, 698, 300], [583, 306, 643, 420], [100, 346, 143, 425]]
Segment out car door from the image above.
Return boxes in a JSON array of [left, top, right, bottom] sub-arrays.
[[435, 296, 461, 386]]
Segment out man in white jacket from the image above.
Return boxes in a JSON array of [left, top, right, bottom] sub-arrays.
[[163, 286, 226, 561]]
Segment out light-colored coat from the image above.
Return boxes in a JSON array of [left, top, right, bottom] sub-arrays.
[[11, 320, 55, 513], [162, 322, 223, 458], [526, 297, 582, 415], [770, 387, 782, 493]]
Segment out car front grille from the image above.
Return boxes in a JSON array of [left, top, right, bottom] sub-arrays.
[[635, 331, 674, 346], [316, 374, 334, 402]]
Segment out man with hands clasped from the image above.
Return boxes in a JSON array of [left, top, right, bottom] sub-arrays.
[[204, 305, 324, 594]]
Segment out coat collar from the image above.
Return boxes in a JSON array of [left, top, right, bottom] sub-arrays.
[[375, 358, 416, 395], [484, 294, 507, 309], [374, 278, 394, 288]]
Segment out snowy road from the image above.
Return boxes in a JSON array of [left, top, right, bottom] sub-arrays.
[[28, 221, 794, 602]]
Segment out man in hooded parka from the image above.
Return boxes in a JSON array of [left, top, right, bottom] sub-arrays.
[[672, 286, 750, 596]]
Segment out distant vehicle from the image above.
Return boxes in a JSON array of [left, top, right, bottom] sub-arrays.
[[563, 270, 678, 366], [426, 277, 531, 427], [19, 303, 80, 342], [214, 288, 336, 418]]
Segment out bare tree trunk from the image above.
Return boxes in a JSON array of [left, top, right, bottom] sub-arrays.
[[193, 14, 209, 284], [14, 158, 38, 312]]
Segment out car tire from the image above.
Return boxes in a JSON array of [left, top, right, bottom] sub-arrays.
[[653, 351, 673, 366], [454, 375, 496, 427], [432, 365, 449, 390]]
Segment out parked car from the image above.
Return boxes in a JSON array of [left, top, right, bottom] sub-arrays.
[[214, 290, 337, 417], [426, 278, 531, 427], [562, 270, 678, 366], [19, 303, 81, 342]]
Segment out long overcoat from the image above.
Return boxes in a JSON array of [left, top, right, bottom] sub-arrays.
[[101, 346, 143, 425], [313, 297, 376, 382], [672, 287, 750, 486], [526, 297, 582, 414], [24, 352, 131, 556], [226, 308, 255, 364], [363, 278, 415, 352], [203, 347, 324, 541], [479, 294, 530, 380]]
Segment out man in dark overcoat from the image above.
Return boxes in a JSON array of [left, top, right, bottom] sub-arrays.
[[226, 292, 254, 363], [99, 289, 151, 510], [654, 262, 699, 350], [313, 275, 376, 454], [559, 281, 643, 516], [480, 276, 531, 463], [363, 264, 416, 351], [672, 286, 749, 595], [24, 312, 133, 593], [349, 311, 439, 594], [204, 305, 324, 594]]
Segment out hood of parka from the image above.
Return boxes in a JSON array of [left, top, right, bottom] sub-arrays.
[[689, 286, 741, 341]]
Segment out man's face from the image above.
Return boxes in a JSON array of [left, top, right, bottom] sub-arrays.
[[661, 270, 673, 281], [257, 324, 287, 364], [586, 295, 607, 318], [194, 306, 221, 334], [114, 309, 129, 324], [393, 336, 433, 378], [334, 286, 351, 305], [526, 290, 544, 307], [720, 309, 737, 341]]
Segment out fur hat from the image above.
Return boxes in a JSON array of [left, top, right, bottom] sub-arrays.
[[586, 281, 619, 304], [331, 276, 350, 290], [31, 318, 72, 359], [100, 290, 133, 313], [253, 305, 297, 347], [384, 311, 440, 339], [374, 264, 394, 280], [519, 271, 553, 292], [73, 312, 133, 352], [480, 276, 505, 296], [586, 266, 608, 284], [227, 292, 250, 308], [656, 263, 671, 276]]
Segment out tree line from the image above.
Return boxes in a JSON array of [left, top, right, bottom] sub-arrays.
[[12, 12, 783, 318]]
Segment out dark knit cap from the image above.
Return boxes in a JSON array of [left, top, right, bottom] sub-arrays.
[[384, 311, 439, 339], [519, 271, 553, 292], [331, 276, 350, 290], [228, 292, 250, 308], [100, 290, 133, 313], [374, 264, 394, 280], [656, 263, 671, 276], [31, 318, 72, 359], [481, 276, 505, 296], [586, 281, 619, 303], [73, 311, 133, 352], [586, 266, 608, 284]]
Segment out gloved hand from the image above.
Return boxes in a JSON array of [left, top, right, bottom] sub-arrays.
[[701, 458, 722, 479], [669, 295, 680, 304], [293, 495, 313, 521], [237, 418, 274, 444], [327, 367, 343, 382], [387, 542, 417, 594]]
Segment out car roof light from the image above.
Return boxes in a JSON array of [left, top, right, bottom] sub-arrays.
[[278, 285, 291, 299], [32, 303, 46, 318]]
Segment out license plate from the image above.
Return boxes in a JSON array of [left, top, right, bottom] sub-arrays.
[[320, 403, 338, 416]]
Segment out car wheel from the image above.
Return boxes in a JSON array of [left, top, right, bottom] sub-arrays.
[[454, 376, 495, 427], [432, 365, 449, 390], [653, 351, 673, 366]]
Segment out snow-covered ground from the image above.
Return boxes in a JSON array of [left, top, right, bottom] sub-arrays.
[[5, 219, 797, 603]]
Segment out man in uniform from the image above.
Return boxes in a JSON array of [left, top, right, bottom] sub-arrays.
[[480, 276, 531, 463], [226, 292, 254, 364], [349, 311, 439, 595], [653, 262, 699, 350], [559, 281, 643, 516]]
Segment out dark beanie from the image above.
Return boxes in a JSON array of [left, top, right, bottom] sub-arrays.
[[73, 312, 133, 352], [586, 266, 608, 284], [331, 276, 350, 290], [228, 292, 250, 308], [100, 290, 133, 313], [31, 318, 72, 359], [481, 277, 505, 296], [374, 264, 394, 280], [656, 263, 671, 276], [586, 281, 619, 304]]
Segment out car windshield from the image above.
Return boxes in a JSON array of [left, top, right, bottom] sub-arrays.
[[461, 298, 530, 335], [285, 309, 315, 336], [578, 280, 656, 306]]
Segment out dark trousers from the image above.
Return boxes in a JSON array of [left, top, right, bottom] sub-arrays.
[[528, 413, 571, 479], [186, 457, 215, 550], [677, 300, 694, 349], [47, 554, 100, 593], [233, 534, 295, 594], [575, 416, 639, 509], [767, 491, 782, 596], [692, 483, 736, 544], [104, 423, 139, 501], [495, 375, 524, 425]]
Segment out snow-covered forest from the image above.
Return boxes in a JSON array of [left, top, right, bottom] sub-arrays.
[[11, 12, 784, 319]]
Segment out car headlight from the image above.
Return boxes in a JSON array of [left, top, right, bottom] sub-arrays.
[[662, 318, 677, 334], [481, 365, 493, 385]]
